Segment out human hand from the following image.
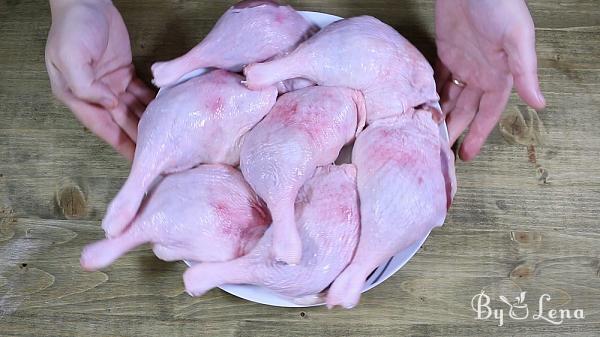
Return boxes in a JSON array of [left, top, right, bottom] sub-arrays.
[[45, 0, 155, 160], [435, 0, 545, 160]]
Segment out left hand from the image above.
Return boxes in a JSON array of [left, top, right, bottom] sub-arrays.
[[46, 0, 155, 161], [435, 0, 546, 160]]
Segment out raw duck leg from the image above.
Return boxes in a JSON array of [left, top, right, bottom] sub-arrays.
[[183, 165, 360, 301], [102, 70, 277, 237], [244, 16, 441, 123], [240, 86, 366, 264], [81, 165, 270, 270], [152, 0, 317, 87], [326, 110, 456, 309]]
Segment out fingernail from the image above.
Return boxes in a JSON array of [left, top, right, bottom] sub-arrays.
[[459, 143, 476, 162], [458, 146, 468, 161], [101, 97, 116, 108]]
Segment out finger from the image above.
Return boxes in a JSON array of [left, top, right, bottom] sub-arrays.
[[439, 134, 458, 209], [440, 79, 464, 115], [60, 61, 118, 109], [109, 97, 140, 143], [46, 58, 71, 102], [434, 58, 451, 93], [121, 91, 146, 119], [446, 86, 483, 145], [127, 76, 155, 106], [48, 59, 135, 160], [101, 65, 134, 95], [460, 87, 512, 161], [504, 22, 545, 110], [63, 95, 135, 161]]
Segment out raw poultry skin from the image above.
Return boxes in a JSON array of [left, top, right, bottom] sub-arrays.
[[81, 165, 270, 271], [244, 16, 441, 123], [240, 86, 366, 264], [151, 0, 317, 87], [326, 110, 453, 309], [101, 70, 277, 238], [183, 164, 360, 301]]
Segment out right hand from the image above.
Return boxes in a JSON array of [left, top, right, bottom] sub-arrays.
[[435, 0, 545, 161], [45, 0, 155, 160]]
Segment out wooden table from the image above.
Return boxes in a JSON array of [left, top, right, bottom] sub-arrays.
[[1, 0, 599, 336]]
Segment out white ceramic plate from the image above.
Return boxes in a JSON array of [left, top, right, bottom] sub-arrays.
[[165, 11, 448, 307]]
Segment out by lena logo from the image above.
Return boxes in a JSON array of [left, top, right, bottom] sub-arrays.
[[471, 290, 585, 326]]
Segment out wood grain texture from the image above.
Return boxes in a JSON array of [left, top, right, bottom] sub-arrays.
[[1, 0, 599, 336]]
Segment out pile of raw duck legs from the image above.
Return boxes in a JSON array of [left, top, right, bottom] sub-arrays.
[[80, 0, 457, 309]]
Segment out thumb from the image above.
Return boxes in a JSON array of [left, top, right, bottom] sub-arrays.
[[504, 24, 545, 110], [62, 61, 118, 109]]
